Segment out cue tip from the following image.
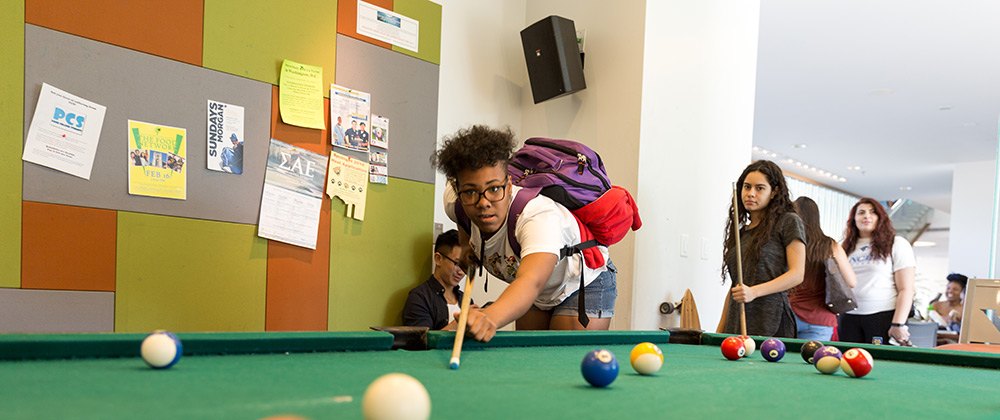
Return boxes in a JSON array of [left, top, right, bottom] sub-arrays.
[[449, 357, 460, 370]]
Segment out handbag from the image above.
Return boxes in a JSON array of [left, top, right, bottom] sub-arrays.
[[824, 257, 857, 314]]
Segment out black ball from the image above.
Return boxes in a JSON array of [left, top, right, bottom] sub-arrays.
[[800, 340, 824, 364]]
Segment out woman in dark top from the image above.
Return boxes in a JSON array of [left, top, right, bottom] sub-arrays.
[[718, 160, 806, 338], [402, 230, 470, 329]]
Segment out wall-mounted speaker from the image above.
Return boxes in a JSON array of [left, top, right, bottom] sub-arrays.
[[520, 16, 586, 104]]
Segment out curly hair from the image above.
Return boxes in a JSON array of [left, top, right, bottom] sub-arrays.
[[842, 197, 895, 261], [721, 160, 796, 283], [431, 125, 517, 186]]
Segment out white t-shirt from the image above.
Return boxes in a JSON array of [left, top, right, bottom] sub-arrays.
[[445, 186, 609, 310], [845, 236, 916, 315]]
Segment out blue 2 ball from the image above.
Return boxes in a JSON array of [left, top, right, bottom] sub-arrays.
[[581, 349, 619, 387]]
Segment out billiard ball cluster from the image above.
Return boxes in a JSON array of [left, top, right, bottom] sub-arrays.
[[579, 342, 665, 388], [719, 336, 874, 378]]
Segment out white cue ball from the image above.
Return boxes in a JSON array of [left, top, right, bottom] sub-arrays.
[[140, 330, 182, 369], [742, 336, 756, 358], [362, 373, 431, 420]]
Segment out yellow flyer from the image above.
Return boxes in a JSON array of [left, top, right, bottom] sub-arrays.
[[279, 59, 326, 129], [128, 120, 187, 200]]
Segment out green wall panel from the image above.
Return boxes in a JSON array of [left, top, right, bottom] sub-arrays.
[[0, 1, 23, 288], [116, 212, 267, 332], [203, 0, 338, 93], [329, 177, 434, 330], [391, 0, 441, 65]]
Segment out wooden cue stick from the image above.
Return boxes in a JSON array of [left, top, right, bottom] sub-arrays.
[[732, 182, 747, 338], [449, 267, 476, 369]]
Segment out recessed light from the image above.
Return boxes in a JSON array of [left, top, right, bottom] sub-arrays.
[[793, 144, 807, 149], [938, 105, 952, 111], [899, 186, 912, 191], [847, 165, 863, 171], [913, 241, 936, 247]]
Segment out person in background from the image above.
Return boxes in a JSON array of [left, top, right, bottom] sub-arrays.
[[932, 273, 967, 332], [717, 160, 806, 338], [839, 198, 916, 345], [789, 196, 857, 340], [402, 230, 469, 330]]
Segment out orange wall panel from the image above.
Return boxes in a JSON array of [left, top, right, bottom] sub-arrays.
[[22, 201, 116, 291], [337, 0, 394, 49], [266, 85, 332, 331], [25, 0, 204, 66]]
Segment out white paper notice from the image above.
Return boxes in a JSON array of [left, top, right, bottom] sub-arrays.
[[257, 139, 329, 249], [356, 0, 420, 52], [327, 151, 370, 221], [23, 83, 107, 179]]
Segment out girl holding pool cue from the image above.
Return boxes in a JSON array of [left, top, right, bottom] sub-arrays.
[[718, 160, 806, 338]]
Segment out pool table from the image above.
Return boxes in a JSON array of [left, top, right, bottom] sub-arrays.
[[2, 330, 999, 419]]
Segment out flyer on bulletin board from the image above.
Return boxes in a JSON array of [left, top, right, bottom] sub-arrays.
[[369, 149, 388, 185], [206, 99, 245, 174], [278, 59, 326, 130], [22, 83, 107, 180], [128, 120, 187, 200], [330, 84, 371, 152], [370, 115, 389, 149], [327, 151, 370, 220], [356, 0, 420, 52], [257, 139, 329, 249]]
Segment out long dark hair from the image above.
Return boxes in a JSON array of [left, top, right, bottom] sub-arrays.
[[842, 197, 894, 260], [721, 160, 796, 282], [794, 196, 834, 279]]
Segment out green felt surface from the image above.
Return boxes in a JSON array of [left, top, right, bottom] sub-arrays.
[[3, 334, 1000, 419]]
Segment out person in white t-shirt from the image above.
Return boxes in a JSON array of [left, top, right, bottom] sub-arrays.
[[839, 198, 916, 345], [431, 125, 616, 342]]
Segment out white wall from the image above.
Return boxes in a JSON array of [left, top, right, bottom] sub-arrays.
[[949, 160, 996, 278], [632, 1, 762, 331], [520, 0, 647, 329]]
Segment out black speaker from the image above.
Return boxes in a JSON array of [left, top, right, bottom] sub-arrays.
[[520, 16, 586, 104]]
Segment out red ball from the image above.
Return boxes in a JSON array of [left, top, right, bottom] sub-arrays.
[[721, 336, 746, 361], [841, 348, 874, 378]]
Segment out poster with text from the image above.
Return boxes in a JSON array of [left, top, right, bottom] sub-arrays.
[[206, 100, 245, 174], [370, 114, 389, 149], [128, 120, 187, 200], [257, 139, 328, 249], [330, 84, 371, 152], [23, 83, 107, 179], [327, 151, 369, 220], [369, 149, 388, 185], [278, 59, 325, 129], [356, 0, 420, 52]]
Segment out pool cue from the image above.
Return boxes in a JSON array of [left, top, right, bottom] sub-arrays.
[[449, 262, 477, 370], [732, 182, 748, 338]]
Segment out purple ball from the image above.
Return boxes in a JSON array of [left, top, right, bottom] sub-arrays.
[[813, 345, 842, 360], [760, 338, 786, 362], [813, 346, 843, 374]]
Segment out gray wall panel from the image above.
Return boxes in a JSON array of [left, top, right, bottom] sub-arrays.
[[23, 25, 271, 224], [0, 288, 114, 333], [334, 35, 439, 184]]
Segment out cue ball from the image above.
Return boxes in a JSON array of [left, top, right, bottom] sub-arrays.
[[841, 348, 874, 378], [800, 340, 824, 364], [362, 373, 431, 420], [760, 338, 786, 362], [720, 336, 746, 361], [630, 342, 664, 375], [140, 330, 182, 369], [813, 346, 843, 374], [581, 349, 619, 387], [741, 336, 756, 358]]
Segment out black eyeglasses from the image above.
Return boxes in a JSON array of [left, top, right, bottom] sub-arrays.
[[457, 177, 508, 205], [437, 253, 461, 267]]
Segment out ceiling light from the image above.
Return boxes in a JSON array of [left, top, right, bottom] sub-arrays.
[[913, 241, 936, 247], [793, 144, 807, 149], [938, 105, 952, 111], [899, 186, 912, 191], [847, 165, 863, 171]]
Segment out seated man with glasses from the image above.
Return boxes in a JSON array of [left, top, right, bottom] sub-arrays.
[[432, 125, 617, 342], [402, 229, 471, 330]]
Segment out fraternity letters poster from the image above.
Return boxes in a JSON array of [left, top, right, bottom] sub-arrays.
[[257, 139, 329, 249], [356, 0, 420, 52], [206, 100, 245, 174], [22, 83, 107, 179], [327, 151, 369, 221], [128, 120, 187, 200], [330, 84, 371, 152], [278, 59, 326, 129]]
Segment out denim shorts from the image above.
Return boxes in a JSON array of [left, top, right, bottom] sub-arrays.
[[552, 260, 617, 319]]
